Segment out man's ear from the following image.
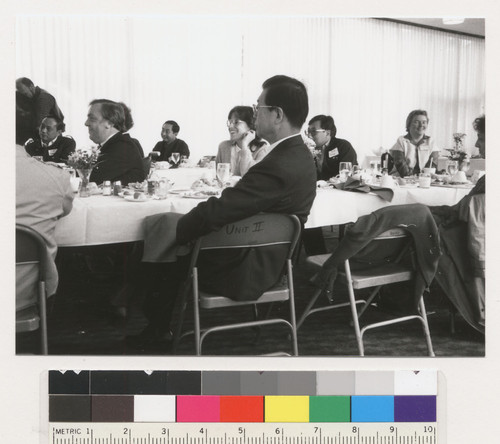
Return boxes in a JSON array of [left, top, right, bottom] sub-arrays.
[[274, 106, 284, 123]]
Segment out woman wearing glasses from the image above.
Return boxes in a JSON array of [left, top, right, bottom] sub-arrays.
[[216, 106, 269, 176], [307, 114, 357, 180]]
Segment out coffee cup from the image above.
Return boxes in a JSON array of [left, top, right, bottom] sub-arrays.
[[422, 167, 436, 175], [380, 175, 396, 188]]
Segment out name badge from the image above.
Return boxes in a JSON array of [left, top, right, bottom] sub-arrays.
[[48, 148, 57, 156], [329, 148, 339, 158]]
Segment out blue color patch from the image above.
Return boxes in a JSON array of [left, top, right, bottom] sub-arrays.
[[351, 396, 394, 422]]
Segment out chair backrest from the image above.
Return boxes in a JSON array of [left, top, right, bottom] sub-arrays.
[[16, 224, 48, 281], [197, 213, 301, 251]]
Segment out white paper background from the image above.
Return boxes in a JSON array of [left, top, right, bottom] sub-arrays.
[[2, 1, 499, 443]]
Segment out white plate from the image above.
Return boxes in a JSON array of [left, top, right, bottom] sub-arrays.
[[124, 194, 150, 203], [182, 191, 217, 199], [169, 188, 191, 194]]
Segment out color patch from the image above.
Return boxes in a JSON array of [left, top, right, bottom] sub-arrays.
[[49, 371, 90, 394], [220, 396, 264, 422], [49, 395, 91, 422], [355, 371, 394, 395], [351, 396, 394, 422], [394, 371, 437, 395], [91, 395, 134, 422], [395, 396, 436, 422], [166, 371, 202, 394], [202, 372, 241, 395], [265, 396, 309, 422], [316, 371, 355, 395], [177, 396, 220, 422], [240, 372, 279, 395], [91, 371, 168, 395], [309, 396, 350, 422], [134, 395, 176, 422], [277, 372, 316, 395]]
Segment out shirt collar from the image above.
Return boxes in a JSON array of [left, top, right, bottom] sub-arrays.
[[42, 135, 59, 148], [404, 133, 429, 147], [100, 130, 120, 147], [268, 133, 301, 152]]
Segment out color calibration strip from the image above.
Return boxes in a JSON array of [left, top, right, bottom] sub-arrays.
[[48, 370, 437, 423]]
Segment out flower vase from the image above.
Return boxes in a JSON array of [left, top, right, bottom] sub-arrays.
[[76, 168, 93, 197]]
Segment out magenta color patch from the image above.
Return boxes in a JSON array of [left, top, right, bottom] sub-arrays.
[[176, 396, 220, 422]]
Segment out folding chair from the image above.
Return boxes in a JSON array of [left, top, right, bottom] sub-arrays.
[[16, 224, 50, 355], [173, 213, 301, 356], [299, 224, 435, 357]]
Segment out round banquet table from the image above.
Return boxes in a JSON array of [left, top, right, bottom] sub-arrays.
[[55, 184, 472, 247]]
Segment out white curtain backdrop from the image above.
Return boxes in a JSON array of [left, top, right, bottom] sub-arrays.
[[16, 16, 485, 163]]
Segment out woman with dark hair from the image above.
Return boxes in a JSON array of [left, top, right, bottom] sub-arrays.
[[389, 109, 440, 177], [216, 105, 269, 176]]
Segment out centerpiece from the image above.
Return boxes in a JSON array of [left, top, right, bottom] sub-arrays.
[[67, 147, 100, 197], [445, 132, 469, 171]]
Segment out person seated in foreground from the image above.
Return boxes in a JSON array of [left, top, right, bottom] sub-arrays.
[[25, 115, 76, 163], [307, 114, 357, 180], [127, 75, 317, 350], [16, 144, 74, 310], [428, 115, 485, 331], [121, 102, 144, 158], [85, 99, 145, 186], [390, 109, 440, 177], [152, 120, 190, 164], [216, 105, 269, 176]]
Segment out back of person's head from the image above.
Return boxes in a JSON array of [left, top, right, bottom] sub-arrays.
[[44, 115, 66, 132], [262, 75, 308, 128], [228, 106, 255, 130], [17, 77, 34, 88], [119, 102, 134, 131], [164, 120, 180, 133], [308, 114, 337, 137], [473, 115, 485, 133], [89, 99, 126, 132], [405, 109, 429, 133]]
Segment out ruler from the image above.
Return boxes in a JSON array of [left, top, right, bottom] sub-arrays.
[[49, 422, 437, 444]]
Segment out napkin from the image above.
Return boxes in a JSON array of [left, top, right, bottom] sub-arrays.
[[333, 177, 394, 202]]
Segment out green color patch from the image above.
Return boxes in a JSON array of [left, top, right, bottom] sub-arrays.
[[309, 396, 350, 422]]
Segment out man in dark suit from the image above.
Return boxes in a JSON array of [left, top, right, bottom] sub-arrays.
[[85, 99, 145, 185], [308, 114, 357, 180], [16, 77, 65, 132], [152, 120, 190, 164], [128, 75, 317, 349], [25, 115, 75, 163]]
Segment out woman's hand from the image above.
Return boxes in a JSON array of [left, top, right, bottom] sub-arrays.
[[240, 130, 256, 149]]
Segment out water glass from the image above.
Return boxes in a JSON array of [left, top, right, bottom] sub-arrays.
[[216, 163, 231, 188], [446, 160, 458, 176], [171, 152, 181, 166]]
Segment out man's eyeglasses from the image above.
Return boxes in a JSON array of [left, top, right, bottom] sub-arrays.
[[252, 104, 276, 114], [227, 119, 245, 127], [306, 129, 327, 137]]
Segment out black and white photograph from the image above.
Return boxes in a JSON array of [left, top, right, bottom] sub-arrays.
[[15, 14, 486, 357]]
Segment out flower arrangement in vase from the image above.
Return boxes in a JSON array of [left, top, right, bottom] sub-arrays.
[[67, 147, 100, 197]]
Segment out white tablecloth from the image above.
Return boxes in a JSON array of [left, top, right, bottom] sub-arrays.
[[152, 167, 212, 189], [55, 185, 471, 247]]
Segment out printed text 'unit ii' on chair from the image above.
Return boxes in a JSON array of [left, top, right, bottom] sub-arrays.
[[173, 213, 301, 356]]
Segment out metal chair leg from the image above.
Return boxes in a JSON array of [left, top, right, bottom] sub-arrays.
[[418, 297, 435, 357], [39, 281, 48, 355], [344, 261, 364, 356]]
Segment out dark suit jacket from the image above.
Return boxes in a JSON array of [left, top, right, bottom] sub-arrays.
[[176, 135, 317, 301], [32, 86, 64, 129], [25, 135, 76, 163], [317, 137, 357, 180], [90, 132, 146, 185], [153, 139, 190, 162]]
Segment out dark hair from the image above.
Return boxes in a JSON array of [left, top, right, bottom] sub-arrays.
[[405, 109, 429, 133], [89, 99, 126, 132], [43, 115, 65, 132], [228, 106, 255, 130], [119, 102, 134, 131], [261, 75, 308, 128], [308, 114, 337, 138], [164, 120, 180, 133], [473, 115, 485, 133], [17, 77, 34, 88]]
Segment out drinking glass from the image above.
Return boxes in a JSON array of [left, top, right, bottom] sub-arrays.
[[171, 152, 181, 166], [338, 162, 352, 182], [446, 160, 458, 176], [216, 163, 231, 188], [369, 160, 381, 175]]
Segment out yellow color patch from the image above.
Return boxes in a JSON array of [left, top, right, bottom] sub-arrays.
[[265, 396, 309, 422]]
